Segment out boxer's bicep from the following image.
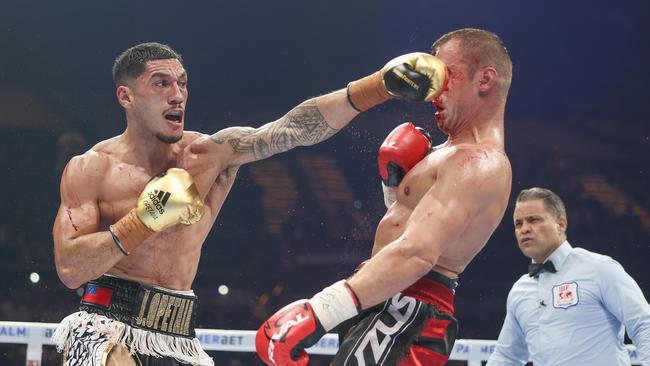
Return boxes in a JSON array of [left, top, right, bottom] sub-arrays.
[[53, 158, 101, 247], [209, 99, 339, 166], [208, 125, 258, 165], [53, 156, 124, 289]]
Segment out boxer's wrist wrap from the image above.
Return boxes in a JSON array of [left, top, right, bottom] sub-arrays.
[[110, 209, 154, 254], [347, 71, 391, 112], [346, 83, 362, 112], [382, 182, 397, 208], [310, 280, 361, 331], [108, 225, 129, 256]]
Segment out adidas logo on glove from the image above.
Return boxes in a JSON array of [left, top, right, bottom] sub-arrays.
[[145, 189, 171, 218]]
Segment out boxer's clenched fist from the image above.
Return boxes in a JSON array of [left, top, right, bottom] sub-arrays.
[[347, 53, 447, 112], [378, 122, 432, 207], [109, 168, 204, 255], [134, 168, 204, 231], [256, 280, 361, 365]]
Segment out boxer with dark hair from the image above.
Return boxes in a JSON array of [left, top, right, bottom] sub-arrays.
[[256, 28, 513, 366], [51, 42, 446, 365]]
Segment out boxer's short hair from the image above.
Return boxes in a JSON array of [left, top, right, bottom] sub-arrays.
[[112, 42, 183, 86], [432, 28, 512, 91]]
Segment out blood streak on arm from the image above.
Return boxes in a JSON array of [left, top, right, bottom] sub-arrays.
[[66, 208, 80, 232]]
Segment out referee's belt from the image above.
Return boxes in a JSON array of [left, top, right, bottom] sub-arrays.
[[79, 275, 198, 338]]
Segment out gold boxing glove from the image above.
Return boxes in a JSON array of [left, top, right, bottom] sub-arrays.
[[347, 52, 447, 112], [109, 168, 205, 255]]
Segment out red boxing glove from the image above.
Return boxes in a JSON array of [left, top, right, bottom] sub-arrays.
[[378, 122, 432, 187], [256, 280, 361, 365], [255, 300, 322, 366]]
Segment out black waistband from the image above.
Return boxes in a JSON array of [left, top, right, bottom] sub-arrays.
[[423, 271, 459, 290], [79, 275, 198, 338]]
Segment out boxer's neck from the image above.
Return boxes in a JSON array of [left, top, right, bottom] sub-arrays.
[[121, 127, 181, 173], [447, 117, 504, 149]]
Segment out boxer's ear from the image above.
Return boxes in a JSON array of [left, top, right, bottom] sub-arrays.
[[477, 67, 497, 93], [116, 85, 132, 108]]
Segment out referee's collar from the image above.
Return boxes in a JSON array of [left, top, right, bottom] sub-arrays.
[[532, 241, 572, 272]]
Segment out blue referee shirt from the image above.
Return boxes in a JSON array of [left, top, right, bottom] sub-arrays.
[[487, 241, 650, 366]]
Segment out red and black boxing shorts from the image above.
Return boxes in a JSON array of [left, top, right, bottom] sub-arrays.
[[331, 271, 458, 366]]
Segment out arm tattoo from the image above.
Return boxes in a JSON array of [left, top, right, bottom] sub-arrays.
[[211, 100, 339, 160]]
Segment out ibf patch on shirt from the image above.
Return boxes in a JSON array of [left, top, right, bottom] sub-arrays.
[[552, 282, 579, 309]]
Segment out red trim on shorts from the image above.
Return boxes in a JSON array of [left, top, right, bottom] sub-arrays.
[[420, 318, 453, 339], [401, 274, 455, 314], [397, 346, 450, 366]]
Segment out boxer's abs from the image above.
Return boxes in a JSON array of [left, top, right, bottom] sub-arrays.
[[107, 219, 214, 290]]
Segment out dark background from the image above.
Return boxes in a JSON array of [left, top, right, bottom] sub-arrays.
[[1, 0, 649, 364]]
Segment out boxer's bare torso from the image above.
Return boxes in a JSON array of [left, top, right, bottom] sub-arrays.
[[373, 141, 511, 279], [365, 37, 513, 283], [56, 132, 238, 290]]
